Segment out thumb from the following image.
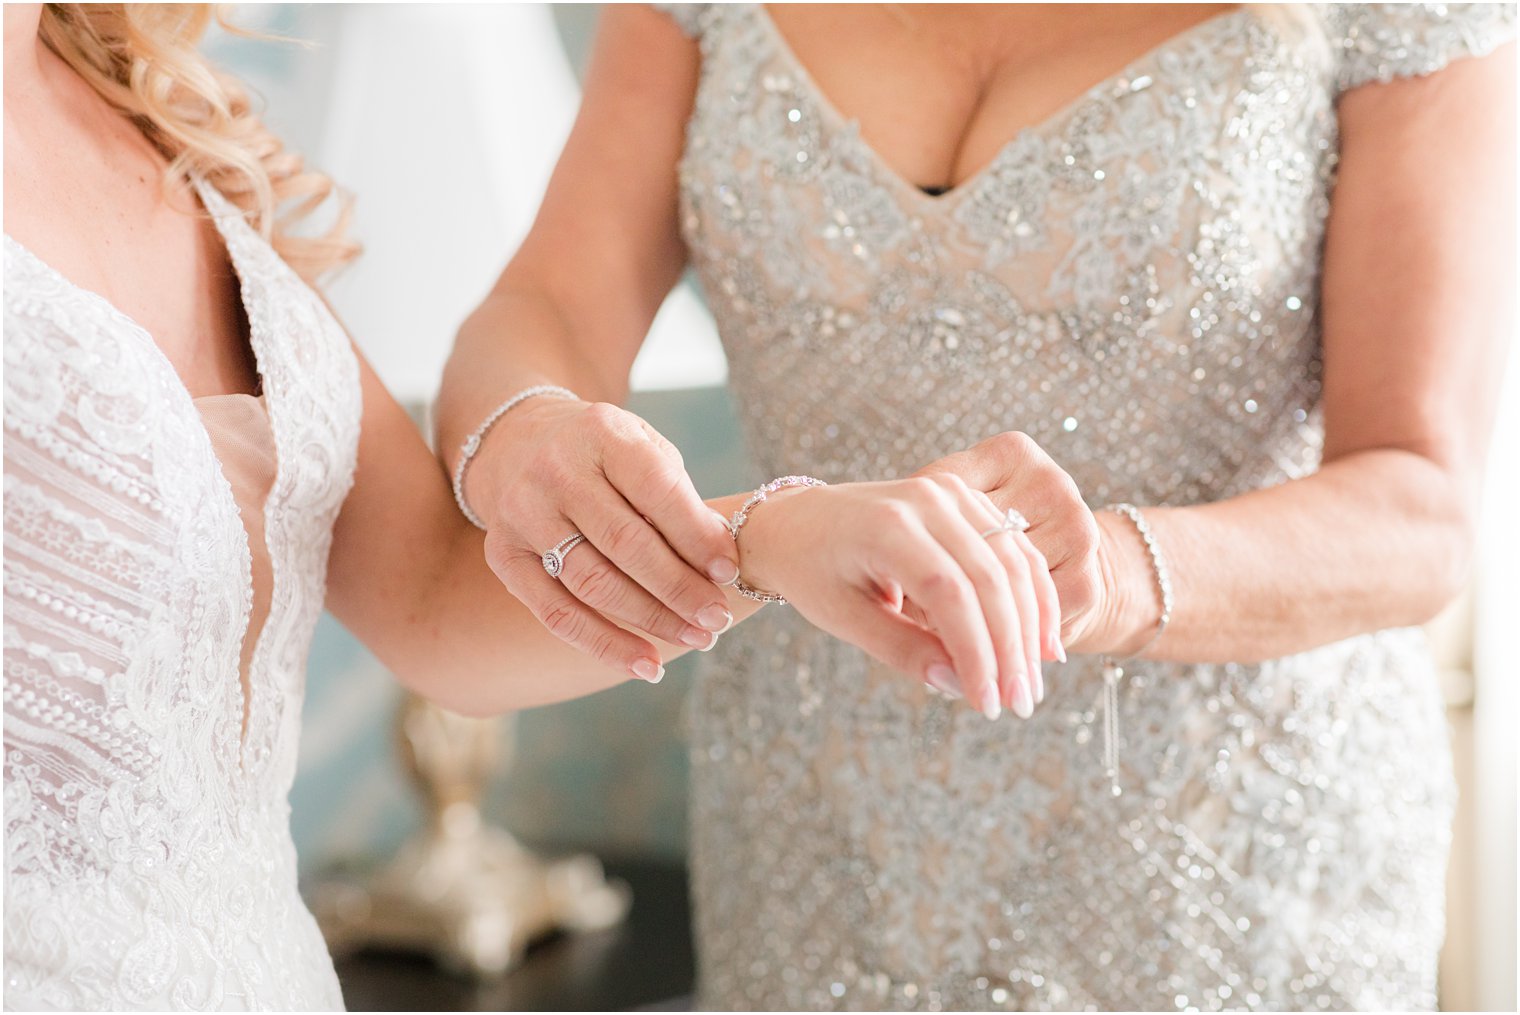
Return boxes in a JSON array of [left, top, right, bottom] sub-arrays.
[[819, 591, 958, 695]]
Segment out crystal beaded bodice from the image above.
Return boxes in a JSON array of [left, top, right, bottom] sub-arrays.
[[662, 4, 1514, 1010], [3, 183, 360, 1010]]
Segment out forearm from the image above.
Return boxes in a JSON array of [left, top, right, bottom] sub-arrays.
[[436, 276, 630, 472], [368, 491, 762, 718], [1111, 448, 1473, 664]]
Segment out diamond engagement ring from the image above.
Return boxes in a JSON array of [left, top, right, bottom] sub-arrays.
[[541, 533, 586, 579], [980, 508, 1031, 539]]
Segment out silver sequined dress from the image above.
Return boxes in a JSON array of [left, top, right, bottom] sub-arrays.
[[657, 4, 1516, 1010]]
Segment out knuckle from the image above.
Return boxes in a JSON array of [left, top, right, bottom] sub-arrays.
[[660, 573, 709, 611], [876, 500, 919, 531], [584, 629, 620, 666], [567, 560, 621, 605], [539, 599, 586, 643], [582, 400, 622, 430], [641, 603, 682, 641], [602, 515, 653, 559], [1068, 511, 1102, 560], [640, 461, 686, 506], [921, 569, 970, 604], [992, 430, 1034, 459], [930, 471, 968, 494]]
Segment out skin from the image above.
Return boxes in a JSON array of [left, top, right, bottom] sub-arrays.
[[2, 4, 1057, 722], [438, 4, 1514, 680]]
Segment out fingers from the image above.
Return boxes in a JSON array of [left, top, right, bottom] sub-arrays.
[[479, 399, 735, 649], [556, 537, 721, 652], [601, 415, 740, 585], [915, 488, 1031, 719], [1018, 529, 1064, 676], [968, 490, 1063, 699], [484, 532, 666, 684], [880, 513, 1002, 720], [569, 486, 734, 636]]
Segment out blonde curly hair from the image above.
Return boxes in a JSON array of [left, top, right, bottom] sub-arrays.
[[39, 3, 358, 282]]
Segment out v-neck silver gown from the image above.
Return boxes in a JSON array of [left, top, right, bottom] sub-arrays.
[[656, 3, 1515, 1010]]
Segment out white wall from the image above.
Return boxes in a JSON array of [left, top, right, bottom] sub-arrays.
[[214, 3, 724, 404]]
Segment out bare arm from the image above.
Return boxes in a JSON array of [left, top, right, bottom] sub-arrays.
[[924, 43, 1516, 662], [430, 6, 745, 666]]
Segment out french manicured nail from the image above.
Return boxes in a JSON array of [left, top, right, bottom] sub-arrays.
[[630, 659, 664, 684], [925, 663, 962, 699], [708, 558, 739, 584], [1032, 661, 1046, 706], [1012, 677, 1034, 719], [696, 605, 734, 633], [1055, 640, 1068, 664], [1029, 651, 1042, 702], [680, 626, 717, 650], [979, 680, 1002, 721]]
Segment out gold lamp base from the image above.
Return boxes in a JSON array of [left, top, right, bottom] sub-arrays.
[[313, 694, 632, 977]]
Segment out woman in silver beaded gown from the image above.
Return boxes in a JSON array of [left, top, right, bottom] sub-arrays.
[[437, 3, 1516, 1010]]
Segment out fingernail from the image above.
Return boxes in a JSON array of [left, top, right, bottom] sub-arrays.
[[1055, 640, 1068, 664], [1012, 678, 1034, 719], [979, 680, 1002, 721], [1033, 661, 1046, 706], [708, 558, 739, 584], [680, 626, 717, 650], [925, 663, 962, 699], [630, 659, 664, 684], [696, 605, 733, 633]]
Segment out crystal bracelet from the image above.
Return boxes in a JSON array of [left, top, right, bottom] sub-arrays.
[[727, 475, 828, 603], [1099, 502, 1174, 795], [451, 384, 579, 530]]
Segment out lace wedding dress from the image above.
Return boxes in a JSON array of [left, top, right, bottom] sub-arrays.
[[659, 3, 1516, 1010], [3, 182, 360, 1010]]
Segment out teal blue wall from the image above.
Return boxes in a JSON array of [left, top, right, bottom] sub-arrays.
[[291, 386, 753, 874]]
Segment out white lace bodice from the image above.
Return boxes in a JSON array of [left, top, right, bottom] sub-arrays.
[[660, 3, 1515, 1010], [3, 182, 361, 1010]]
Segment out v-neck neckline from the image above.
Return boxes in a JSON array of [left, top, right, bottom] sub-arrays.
[[4, 178, 277, 768], [752, 4, 1251, 212], [3, 181, 262, 401]]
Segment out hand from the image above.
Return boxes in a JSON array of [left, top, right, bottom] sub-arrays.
[[915, 431, 1135, 654], [464, 396, 740, 680], [738, 474, 1063, 718]]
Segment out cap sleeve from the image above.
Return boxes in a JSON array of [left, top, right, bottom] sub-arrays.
[[651, 3, 710, 40], [1321, 3, 1516, 94]]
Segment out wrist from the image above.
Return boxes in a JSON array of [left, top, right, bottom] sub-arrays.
[[1093, 508, 1163, 656], [731, 484, 825, 599]]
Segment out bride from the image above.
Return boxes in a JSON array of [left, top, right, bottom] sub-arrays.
[[2, 4, 1059, 1009]]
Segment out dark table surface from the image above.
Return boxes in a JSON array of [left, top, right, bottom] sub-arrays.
[[333, 859, 694, 1012]]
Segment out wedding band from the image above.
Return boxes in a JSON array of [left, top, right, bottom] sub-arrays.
[[541, 533, 586, 579], [979, 508, 1031, 539]]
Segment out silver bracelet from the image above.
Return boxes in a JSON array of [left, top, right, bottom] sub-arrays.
[[1098, 502, 1174, 795], [451, 384, 579, 530], [727, 475, 828, 603]]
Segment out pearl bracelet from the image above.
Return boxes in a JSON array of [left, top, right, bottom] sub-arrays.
[[1098, 502, 1174, 795], [727, 475, 828, 603], [451, 384, 579, 530]]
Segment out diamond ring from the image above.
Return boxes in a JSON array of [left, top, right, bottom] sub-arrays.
[[541, 533, 586, 579], [979, 508, 1031, 539]]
